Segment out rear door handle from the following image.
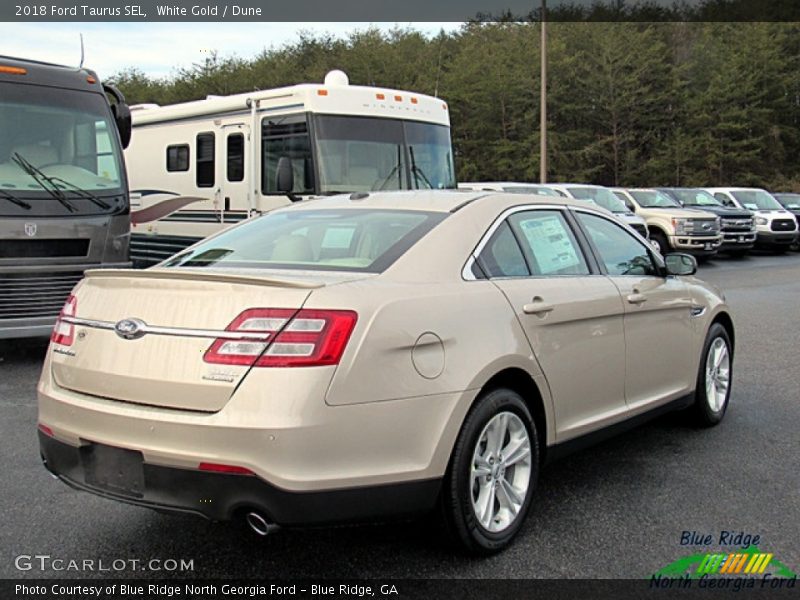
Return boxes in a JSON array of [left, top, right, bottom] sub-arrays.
[[523, 296, 554, 315], [627, 292, 647, 305]]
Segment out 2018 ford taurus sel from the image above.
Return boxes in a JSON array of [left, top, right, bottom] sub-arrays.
[[37, 191, 734, 554]]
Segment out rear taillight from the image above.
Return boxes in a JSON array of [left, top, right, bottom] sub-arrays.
[[38, 423, 54, 437], [203, 308, 358, 368], [51, 295, 77, 346]]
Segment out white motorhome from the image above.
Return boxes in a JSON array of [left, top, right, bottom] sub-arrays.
[[125, 71, 455, 266]]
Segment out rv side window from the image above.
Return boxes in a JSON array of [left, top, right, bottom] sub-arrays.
[[166, 144, 190, 172], [227, 133, 244, 182], [196, 133, 215, 187], [262, 116, 313, 195]]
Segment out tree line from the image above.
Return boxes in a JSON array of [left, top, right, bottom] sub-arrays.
[[113, 21, 800, 191]]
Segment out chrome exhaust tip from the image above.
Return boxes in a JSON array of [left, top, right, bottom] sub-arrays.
[[245, 511, 278, 536]]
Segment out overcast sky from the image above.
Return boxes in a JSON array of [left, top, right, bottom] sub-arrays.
[[0, 22, 461, 80]]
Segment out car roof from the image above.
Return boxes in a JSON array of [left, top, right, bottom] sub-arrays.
[[273, 190, 585, 215], [704, 187, 768, 193]]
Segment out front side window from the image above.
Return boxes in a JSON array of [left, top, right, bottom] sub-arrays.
[[163, 208, 446, 273], [509, 210, 589, 276], [262, 116, 313, 194], [577, 212, 658, 276]]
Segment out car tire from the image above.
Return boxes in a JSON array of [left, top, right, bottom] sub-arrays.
[[690, 323, 733, 427], [440, 387, 539, 555], [650, 231, 670, 255]]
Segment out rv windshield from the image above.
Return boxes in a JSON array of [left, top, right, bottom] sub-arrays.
[[314, 116, 455, 193], [0, 82, 126, 217]]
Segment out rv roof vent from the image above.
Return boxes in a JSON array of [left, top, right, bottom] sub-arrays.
[[324, 70, 349, 87], [130, 103, 159, 111]]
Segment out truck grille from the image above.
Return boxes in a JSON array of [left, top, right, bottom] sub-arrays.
[[0, 271, 83, 319], [720, 218, 754, 232], [689, 219, 719, 235], [771, 219, 797, 232]]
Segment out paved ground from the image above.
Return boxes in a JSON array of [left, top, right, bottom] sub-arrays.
[[1, 253, 798, 579]]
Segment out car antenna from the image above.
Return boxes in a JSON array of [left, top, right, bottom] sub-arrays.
[[78, 33, 85, 69]]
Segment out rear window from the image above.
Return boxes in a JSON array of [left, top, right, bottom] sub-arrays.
[[163, 209, 446, 272]]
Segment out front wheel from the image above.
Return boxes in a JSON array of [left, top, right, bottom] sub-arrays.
[[650, 231, 670, 255], [441, 388, 539, 554], [690, 323, 733, 427]]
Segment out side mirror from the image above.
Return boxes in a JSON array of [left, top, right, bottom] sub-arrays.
[[665, 253, 697, 276], [103, 84, 132, 149], [276, 157, 294, 194]]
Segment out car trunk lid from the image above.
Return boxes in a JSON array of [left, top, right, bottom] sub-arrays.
[[50, 268, 354, 412]]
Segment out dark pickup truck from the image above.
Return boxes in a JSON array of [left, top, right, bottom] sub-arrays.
[[658, 188, 756, 256]]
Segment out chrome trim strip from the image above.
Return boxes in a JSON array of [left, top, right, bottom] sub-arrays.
[[61, 316, 271, 341]]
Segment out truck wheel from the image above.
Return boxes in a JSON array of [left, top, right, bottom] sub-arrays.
[[441, 388, 538, 555], [650, 231, 669, 255], [690, 323, 733, 427]]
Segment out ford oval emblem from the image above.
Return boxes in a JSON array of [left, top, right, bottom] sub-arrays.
[[114, 318, 147, 340]]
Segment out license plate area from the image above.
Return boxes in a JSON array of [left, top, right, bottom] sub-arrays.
[[80, 442, 145, 498]]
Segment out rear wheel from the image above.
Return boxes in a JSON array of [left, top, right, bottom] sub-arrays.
[[441, 388, 538, 554], [690, 323, 733, 427]]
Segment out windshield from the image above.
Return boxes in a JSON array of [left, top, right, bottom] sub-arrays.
[[775, 193, 800, 210], [163, 208, 446, 273], [315, 116, 455, 194], [669, 189, 721, 207], [0, 82, 125, 217], [630, 190, 681, 208], [567, 186, 629, 213], [731, 190, 783, 211]]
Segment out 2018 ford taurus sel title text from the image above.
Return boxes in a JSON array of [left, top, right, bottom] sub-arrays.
[[37, 191, 735, 553]]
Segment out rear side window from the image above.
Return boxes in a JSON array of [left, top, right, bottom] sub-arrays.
[[166, 144, 189, 172], [196, 133, 215, 187], [476, 221, 529, 278], [163, 209, 446, 273]]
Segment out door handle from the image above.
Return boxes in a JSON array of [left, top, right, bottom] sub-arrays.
[[627, 292, 647, 305], [523, 297, 554, 316]]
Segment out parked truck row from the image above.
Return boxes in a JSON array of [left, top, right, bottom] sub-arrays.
[[2, 56, 799, 341]]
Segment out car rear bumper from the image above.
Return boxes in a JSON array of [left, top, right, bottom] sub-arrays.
[[39, 432, 441, 524]]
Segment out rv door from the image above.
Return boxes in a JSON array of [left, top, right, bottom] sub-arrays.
[[219, 122, 250, 220]]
